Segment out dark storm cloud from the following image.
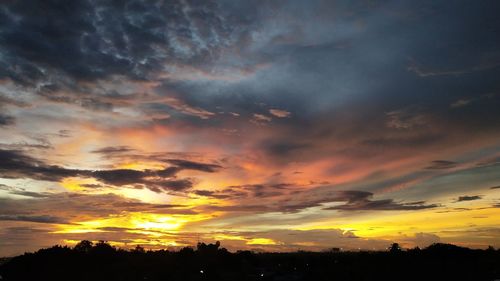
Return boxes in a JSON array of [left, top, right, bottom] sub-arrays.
[[0, 149, 81, 181], [164, 159, 222, 173], [91, 169, 151, 186], [456, 195, 482, 202], [0, 214, 68, 224], [151, 0, 500, 145], [0, 149, 219, 192], [89, 160, 220, 191], [0, 0, 237, 86], [193, 190, 232, 199], [323, 191, 438, 211]]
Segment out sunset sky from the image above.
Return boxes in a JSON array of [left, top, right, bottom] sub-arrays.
[[1, 0, 500, 256]]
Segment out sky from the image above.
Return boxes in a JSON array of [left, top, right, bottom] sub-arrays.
[[0, 0, 499, 256]]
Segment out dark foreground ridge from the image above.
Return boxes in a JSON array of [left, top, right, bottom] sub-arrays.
[[0, 241, 499, 281]]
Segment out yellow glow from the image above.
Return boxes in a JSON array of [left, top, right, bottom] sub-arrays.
[[247, 238, 277, 245], [60, 178, 100, 191], [212, 234, 247, 241], [294, 242, 318, 247], [133, 216, 183, 231], [296, 205, 500, 240], [116, 162, 165, 170], [54, 212, 211, 234], [128, 238, 182, 247]]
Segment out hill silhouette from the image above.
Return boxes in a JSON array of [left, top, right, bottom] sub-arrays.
[[0, 241, 498, 281]]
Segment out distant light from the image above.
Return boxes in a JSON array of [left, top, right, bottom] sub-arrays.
[[260, 273, 264, 277], [200, 270, 204, 274]]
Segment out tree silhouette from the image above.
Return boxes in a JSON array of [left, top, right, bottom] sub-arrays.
[[0, 240, 498, 281], [73, 240, 93, 253], [91, 240, 115, 255], [389, 243, 402, 253], [132, 245, 145, 253]]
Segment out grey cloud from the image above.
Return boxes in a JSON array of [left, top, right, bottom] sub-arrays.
[[456, 195, 482, 202], [0, 214, 68, 224], [0, 184, 52, 198], [0, 192, 196, 219], [0, 94, 29, 107], [323, 190, 438, 211], [165, 159, 222, 173], [425, 160, 458, 170], [79, 183, 105, 189], [0, 142, 53, 151], [0, 149, 219, 192], [0, 114, 15, 126], [0, 0, 238, 85], [193, 190, 232, 199], [386, 108, 429, 130], [203, 190, 438, 213], [0, 149, 81, 181]]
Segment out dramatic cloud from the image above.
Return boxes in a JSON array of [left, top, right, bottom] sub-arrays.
[[0, 149, 80, 181], [0, 0, 238, 86], [200, 190, 438, 214], [0, 149, 219, 192]]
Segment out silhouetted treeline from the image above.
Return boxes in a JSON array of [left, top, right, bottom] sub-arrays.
[[0, 241, 499, 281]]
